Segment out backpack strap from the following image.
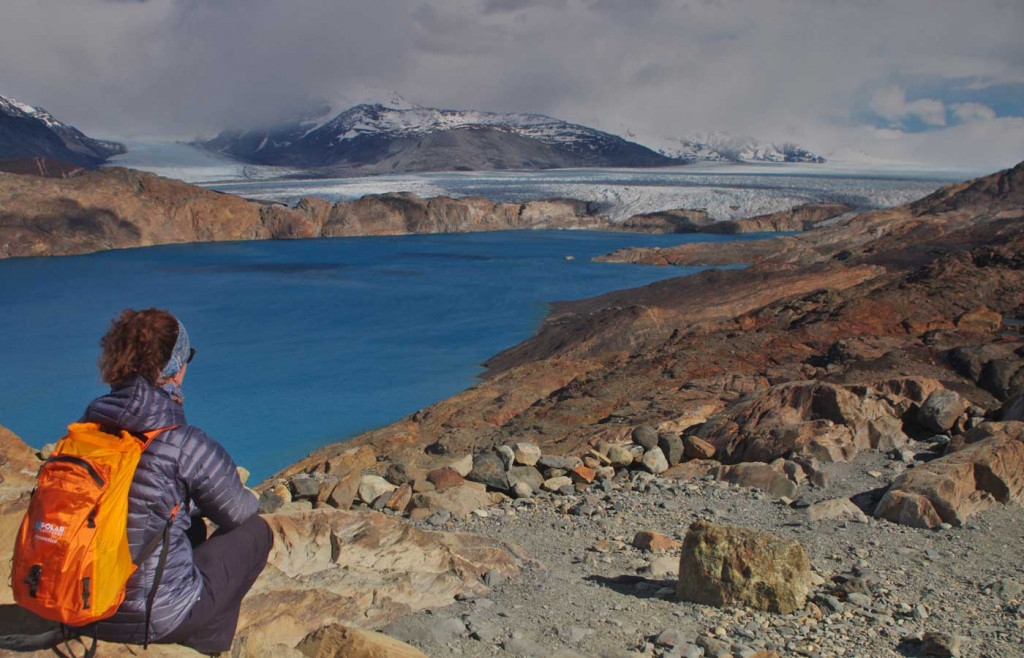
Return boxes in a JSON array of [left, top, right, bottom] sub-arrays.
[[140, 502, 181, 649]]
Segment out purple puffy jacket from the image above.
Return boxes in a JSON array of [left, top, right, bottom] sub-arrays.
[[79, 376, 258, 644]]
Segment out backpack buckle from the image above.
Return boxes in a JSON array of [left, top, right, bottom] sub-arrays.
[[24, 564, 42, 598]]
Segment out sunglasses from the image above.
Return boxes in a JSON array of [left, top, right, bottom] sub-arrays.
[[186, 348, 196, 364]]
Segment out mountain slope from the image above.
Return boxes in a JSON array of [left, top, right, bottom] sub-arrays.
[[198, 102, 680, 173], [0, 95, 124, 167], [652, 131, 825, 163]]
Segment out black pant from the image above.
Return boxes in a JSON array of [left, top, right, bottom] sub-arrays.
[[161, 514, 273, 654]]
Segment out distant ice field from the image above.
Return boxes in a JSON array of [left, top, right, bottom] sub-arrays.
[[108, 141, 983, 222]]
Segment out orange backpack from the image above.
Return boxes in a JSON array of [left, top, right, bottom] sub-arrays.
[[12, 422, 177, 634]]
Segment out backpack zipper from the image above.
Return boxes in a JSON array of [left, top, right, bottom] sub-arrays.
[[45, 455, 105, 487]]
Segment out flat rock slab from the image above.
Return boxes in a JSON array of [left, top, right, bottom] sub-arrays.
[[676, 521, 812, 614], [240, 508, 521, 649]]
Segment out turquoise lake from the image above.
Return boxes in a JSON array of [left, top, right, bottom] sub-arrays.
[[0, 230, 764, 482]]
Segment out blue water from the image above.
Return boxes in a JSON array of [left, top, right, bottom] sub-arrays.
[[0, 230, 762, 482]]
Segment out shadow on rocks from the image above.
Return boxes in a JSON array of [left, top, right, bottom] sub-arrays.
[[850, 485, 889, 516], [583, 574, 677, 600]]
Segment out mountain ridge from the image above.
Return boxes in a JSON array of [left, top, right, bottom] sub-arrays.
[[0, 95, 124, 167], [198, 101, 680, 173]]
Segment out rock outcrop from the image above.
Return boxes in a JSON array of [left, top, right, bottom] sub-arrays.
[[0, 168, 609, 259], [614, 202, 852, 235]]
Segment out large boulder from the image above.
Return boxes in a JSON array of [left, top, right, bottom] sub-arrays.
[[677, 521, 812, 614], [874, 422, 1024, 528]]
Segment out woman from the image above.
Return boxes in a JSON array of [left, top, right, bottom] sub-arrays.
[[81, 308, 272, 655]]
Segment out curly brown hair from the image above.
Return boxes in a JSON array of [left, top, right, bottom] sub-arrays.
[[99, 308, 179, 386]]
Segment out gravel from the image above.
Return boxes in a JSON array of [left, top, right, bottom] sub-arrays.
[[382, 450, 1024, 657]]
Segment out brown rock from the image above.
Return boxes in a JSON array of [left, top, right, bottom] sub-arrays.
[[0, 424, 41, 502], [875, 421, 1024, 527], [296, 624, 427, 658], [569, 465, 596, 484], [662, 459, 719, 480], [955, 307, 1002, 332], [677, 521, 812, 613], [384, 483, 413, 513], [426, 467, 465, 492], [682, 435, 716, 460], [713, 463, 798, 498], [633, 531, 682, 553], [325, 470, 361, 510], [409, 484, 493, 520]]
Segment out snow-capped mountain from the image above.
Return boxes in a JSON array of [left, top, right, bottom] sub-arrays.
[[0, 95, 124, 166], [198, 94, 678, 172], [654, 131, 825, 164]]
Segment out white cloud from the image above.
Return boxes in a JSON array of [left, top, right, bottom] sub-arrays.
[[869, 86, 947, 127], [951, 102, 997, 124]]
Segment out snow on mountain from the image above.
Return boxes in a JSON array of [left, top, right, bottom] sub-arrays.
[[653, 131, 825, 164], [198, 97, 677, 172], [0, 94, 125, 165]]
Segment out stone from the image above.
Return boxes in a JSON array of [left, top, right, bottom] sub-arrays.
[[325, 470, 361, 510], [506, 465, 544, 491], [713, 463, 797, 498], [447, 454, 474, 477], [237, 466, 250, 486], [645, 556, 679, 579], [357, 475, 396, 505], [676, 521, 813, 614], [874, 421, 1024, 527], [385, 483, 413, 513], [409, 484, 493, 520], [569, 465, 596, 483], [698, 636, 733, 658], [594, 466, 616, 481], [466, 452, 510, 492], [658, 432, 685, 465], [295, 623, 428, 658], [512, 442, 542, 466], [384, 463, 416, 486], [641, 447, 670, 474], [921, 631, 965, 657], [633, 425, 660, 450], [682, 435, 716, 460], [633, 530, 682, 553], [845, 592, 871, 608], [542, 476, 573, 492], [653, 628, 687, 648], [806, 498, 868, 523], [259, 486, 288, 514], [513, 482, 533, 498], [468, 619, 502, 643], [917, 389, 968, 433], [502, 631, 546, 656], [537, 455, 583, 470], [426, 467, 465, 492], [496, 445, 516, 469], [606, 444, 634, 467], [291, 474, 321, 501]]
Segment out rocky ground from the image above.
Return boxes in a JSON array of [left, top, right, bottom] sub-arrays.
[[383, 450, 1024, 657]]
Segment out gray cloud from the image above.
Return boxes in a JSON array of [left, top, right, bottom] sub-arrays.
[[1, 0, 1021, 167]]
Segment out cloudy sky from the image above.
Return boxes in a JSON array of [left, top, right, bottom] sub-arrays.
[[2, 0, 1022, 169]]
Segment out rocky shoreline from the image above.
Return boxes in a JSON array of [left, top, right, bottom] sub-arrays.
[[0, 161, 1022, 657]]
